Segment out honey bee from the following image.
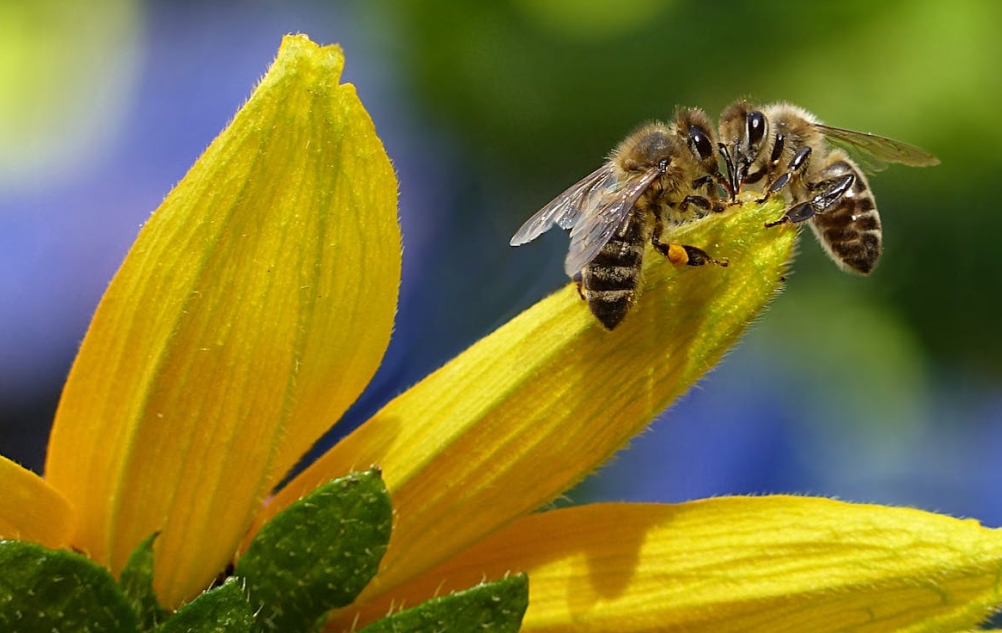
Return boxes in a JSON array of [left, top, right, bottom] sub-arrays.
[[510, 108, 729, 330], [717, 100, 939, 274]]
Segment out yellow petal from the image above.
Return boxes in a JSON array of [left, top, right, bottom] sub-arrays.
[[44, 34, 399, 607], [0, 455, 74, 549], [260, 195, 796, 602], [328, 497, 1002, 633]]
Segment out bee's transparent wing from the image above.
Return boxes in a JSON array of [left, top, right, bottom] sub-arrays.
[[823, 141, 892, 175], [815, 123, 940, 169], [509, 164, 617, 247], [563, 165, 662, 276]]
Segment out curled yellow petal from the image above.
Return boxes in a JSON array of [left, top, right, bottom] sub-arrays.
[[329, 497, 1002, 633], [0, 455, 74, 549], [45, 34, 399, 607], [261, 196, 796, 603]]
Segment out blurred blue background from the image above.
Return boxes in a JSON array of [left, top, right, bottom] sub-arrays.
[[3, 0, 1001, 525]]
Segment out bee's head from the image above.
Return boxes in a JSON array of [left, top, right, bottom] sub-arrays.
[[717, 100, 769, 197], [674, 108, 725, 190]]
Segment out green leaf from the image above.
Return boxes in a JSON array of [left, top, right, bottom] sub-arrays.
[[152, 578, 252, 633], [119, 532, 169, 629], [357, 574, 529, 633], [0, 539, 137, 632], [236, 468, 392, 632]]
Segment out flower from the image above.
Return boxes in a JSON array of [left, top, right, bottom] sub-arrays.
[[2, 34, 1002, 633]]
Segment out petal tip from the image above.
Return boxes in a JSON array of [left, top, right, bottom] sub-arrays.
[[277, 34, 345, 85]]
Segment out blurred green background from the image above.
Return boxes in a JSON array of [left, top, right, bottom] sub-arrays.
[[3, 0, 1001, 523]]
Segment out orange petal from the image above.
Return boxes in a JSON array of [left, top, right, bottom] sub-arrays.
[[44, 35, 399, 607], [0, 455, 74, 549]]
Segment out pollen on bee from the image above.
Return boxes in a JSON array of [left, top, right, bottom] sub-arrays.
[[666, 243, 690, 266]]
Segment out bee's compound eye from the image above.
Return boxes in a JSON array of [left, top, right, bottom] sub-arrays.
[[689, 126, 714, 160], [747, 111, 766, 147]]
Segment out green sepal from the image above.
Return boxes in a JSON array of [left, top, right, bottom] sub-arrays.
[[236, 468, 392, 632], [0, 539, 137, 632], [357, 574, 529, 633], [118, 532, 169, 629], [152, 578, 252, 633]]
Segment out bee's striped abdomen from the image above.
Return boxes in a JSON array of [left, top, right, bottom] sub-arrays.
[[810, 159, 882, 275], [581, 212, 648, 329]]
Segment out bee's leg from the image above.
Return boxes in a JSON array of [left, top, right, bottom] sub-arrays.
[[652, 207, 667, 245], [682, 193, 726, 215], [678, 195, 713, 213], [764, 201, 813, 227], [679, 244, 728, 267], [744, 133, 786, 197], [765, 173, 855, 228], [757, 145, 812, 203], [650, 211, 675, 260], [652, 239, 728, 268], [743, 168, 767, 185], [765, 133, 787, 177], [691, 175, 713, 190], [651, 203, 726, 266], [573, 271, 586, 300], [693, 172, 732, 204]]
